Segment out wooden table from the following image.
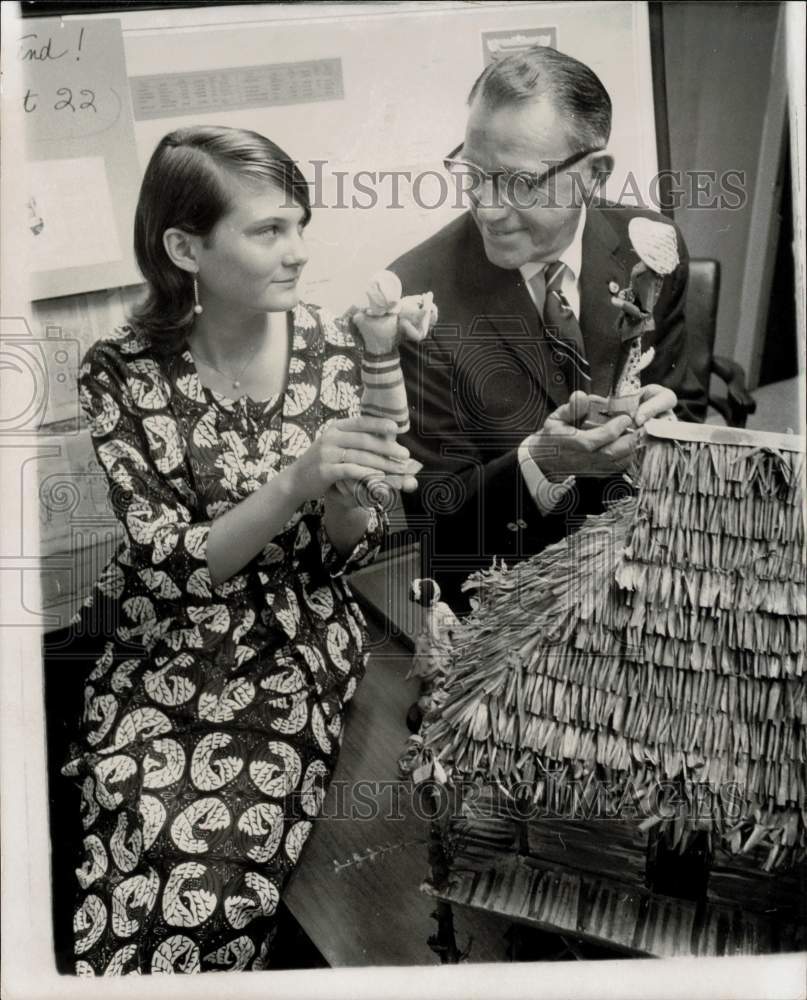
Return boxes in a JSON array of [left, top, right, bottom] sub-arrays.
[[284, 624, 510, 966]]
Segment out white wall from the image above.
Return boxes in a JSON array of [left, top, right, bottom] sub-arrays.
[[101, 0, 660, 311]]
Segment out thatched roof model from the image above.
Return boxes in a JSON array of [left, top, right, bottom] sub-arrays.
[[423, 421, 806, 871]]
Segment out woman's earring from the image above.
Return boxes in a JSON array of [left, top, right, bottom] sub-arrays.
[[193, 275, 203, 316]]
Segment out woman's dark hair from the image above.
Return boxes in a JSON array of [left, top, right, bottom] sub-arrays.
[[468, 46, 612, 153], [130, 126, 311, 350]]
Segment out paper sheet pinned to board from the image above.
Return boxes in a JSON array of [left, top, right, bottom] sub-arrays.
[[27, 157, 122, 274], [21, 16, 141, 298]]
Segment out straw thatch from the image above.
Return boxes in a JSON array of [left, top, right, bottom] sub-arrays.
[[423, 422, 806, 871]]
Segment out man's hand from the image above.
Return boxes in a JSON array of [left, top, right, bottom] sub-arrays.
[[526, 385, 677, 481], [528, 394, 634, 480], [632, 383, 677, 426]]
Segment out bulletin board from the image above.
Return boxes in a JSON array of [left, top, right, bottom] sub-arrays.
[[20, 17, 142, 299], [45, 0, 660, 312]]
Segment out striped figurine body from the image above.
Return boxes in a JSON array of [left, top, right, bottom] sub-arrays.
[[354, 270, 437, 435], [348, 271, 437, 504], [360, 347, 411, 432]]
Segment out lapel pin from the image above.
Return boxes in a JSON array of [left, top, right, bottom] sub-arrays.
[[608, 280, 620, 295]]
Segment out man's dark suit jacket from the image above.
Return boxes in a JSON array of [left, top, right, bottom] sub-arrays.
[[390, 204, 707, 609]]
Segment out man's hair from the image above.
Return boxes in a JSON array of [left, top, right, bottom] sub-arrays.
[[468, 46, 612, 153]]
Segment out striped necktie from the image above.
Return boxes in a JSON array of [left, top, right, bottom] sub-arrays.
[[537, 260, 591, 389]]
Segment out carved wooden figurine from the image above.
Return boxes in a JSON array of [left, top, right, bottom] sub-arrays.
[[350, 270, 436, 503], [608, 218, 680, 419], [354, 270, 436, 433]]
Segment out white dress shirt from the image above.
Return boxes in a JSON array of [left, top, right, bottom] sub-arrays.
[[517, 207, 586, 514], [519, 205, 586, 320]]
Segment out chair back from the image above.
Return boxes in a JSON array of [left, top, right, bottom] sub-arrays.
[[685, 258, 721, 384]]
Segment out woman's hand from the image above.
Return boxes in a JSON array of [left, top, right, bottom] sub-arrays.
[[288, 415, 416, 505]]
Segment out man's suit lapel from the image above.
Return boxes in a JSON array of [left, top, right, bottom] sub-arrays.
[[458, 209, 641, 408], [579, 207, 634, 398], [462, 217, 568, 412]]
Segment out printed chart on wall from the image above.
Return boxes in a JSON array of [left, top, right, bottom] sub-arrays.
[[21, 17, 141, 299], [114, 0, 658, 313]]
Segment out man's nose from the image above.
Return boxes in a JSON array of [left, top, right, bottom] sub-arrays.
[[471, 178, 512, 220]]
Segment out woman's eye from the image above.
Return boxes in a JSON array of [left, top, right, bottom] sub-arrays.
[[260, 226, 280, 237]]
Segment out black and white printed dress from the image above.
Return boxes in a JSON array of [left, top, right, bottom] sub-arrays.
[[62, 303, 387, 975]]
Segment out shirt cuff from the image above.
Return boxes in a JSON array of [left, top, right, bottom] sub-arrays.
[[318, 505, 387, 578], [518, 438, 577, 515]]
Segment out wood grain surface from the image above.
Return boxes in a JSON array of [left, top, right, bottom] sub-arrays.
[[284, 627, 511, 966]]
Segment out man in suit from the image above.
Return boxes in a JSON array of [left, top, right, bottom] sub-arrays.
[[391, 46, 707, 610]]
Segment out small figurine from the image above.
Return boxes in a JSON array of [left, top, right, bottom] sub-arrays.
[[353, 270, 436, 434], [405, 578, 459, 732], [398, 578, 459, 779], [350, 270, 437, 503], [608, 218, 679, 419]]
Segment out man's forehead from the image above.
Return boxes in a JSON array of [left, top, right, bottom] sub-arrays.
[[463, 96, 572, 167]]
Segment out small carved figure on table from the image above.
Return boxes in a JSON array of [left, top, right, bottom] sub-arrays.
[[398, 578, 459, 778]]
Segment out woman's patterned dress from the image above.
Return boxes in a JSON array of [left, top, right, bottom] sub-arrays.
[[62, 303, 387, 975]]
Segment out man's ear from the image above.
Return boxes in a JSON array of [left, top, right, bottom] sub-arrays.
[[163, 228, 200, 275], [589, 152, 614, 191]]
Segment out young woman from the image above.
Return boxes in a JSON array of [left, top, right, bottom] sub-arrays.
[[62, 126, 426, 975]]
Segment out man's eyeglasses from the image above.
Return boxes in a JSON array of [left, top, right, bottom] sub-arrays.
[[443, 143, 604, 208]]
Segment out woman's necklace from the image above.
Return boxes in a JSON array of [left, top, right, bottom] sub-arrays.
[[191, 335, 263, 390]]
